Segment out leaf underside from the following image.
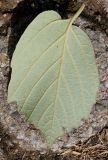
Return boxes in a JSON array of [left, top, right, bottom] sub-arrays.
[[8, 11, 99, 146]]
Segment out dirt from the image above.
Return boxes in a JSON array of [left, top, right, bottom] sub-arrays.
[[0, 0, 108, 159]]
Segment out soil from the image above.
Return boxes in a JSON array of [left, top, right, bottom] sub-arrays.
[[0, 0, 108, 159]]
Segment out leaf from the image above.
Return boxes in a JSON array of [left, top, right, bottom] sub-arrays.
[[8, 9, 99, 146]]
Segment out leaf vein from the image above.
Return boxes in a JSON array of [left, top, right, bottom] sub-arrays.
[[10, 34, 64, 99], [27, 78, 58, 120], [66, 46, 86, 106], [20, 58, 61, 111]]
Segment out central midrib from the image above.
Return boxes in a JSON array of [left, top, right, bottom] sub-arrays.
[[48, 22, 71, 138]]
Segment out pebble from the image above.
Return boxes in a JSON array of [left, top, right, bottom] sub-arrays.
[[105, 80, 108, 88]]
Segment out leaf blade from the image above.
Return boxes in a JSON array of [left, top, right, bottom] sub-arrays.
[[8, 11, 99, 146]]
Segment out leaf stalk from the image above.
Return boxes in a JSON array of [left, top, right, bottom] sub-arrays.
[[70, 3, 85, 25]]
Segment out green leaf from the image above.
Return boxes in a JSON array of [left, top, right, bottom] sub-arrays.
[[8, 9, 99, 147]]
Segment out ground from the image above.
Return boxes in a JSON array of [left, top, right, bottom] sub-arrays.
[[0, 0, 108, 159]]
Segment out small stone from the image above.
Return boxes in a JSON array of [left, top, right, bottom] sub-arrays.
[[0, 53, 8, 64], [105, 80, 108, 88]]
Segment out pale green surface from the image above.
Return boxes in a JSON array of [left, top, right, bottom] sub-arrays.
[[8, 11, 99, 146]]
